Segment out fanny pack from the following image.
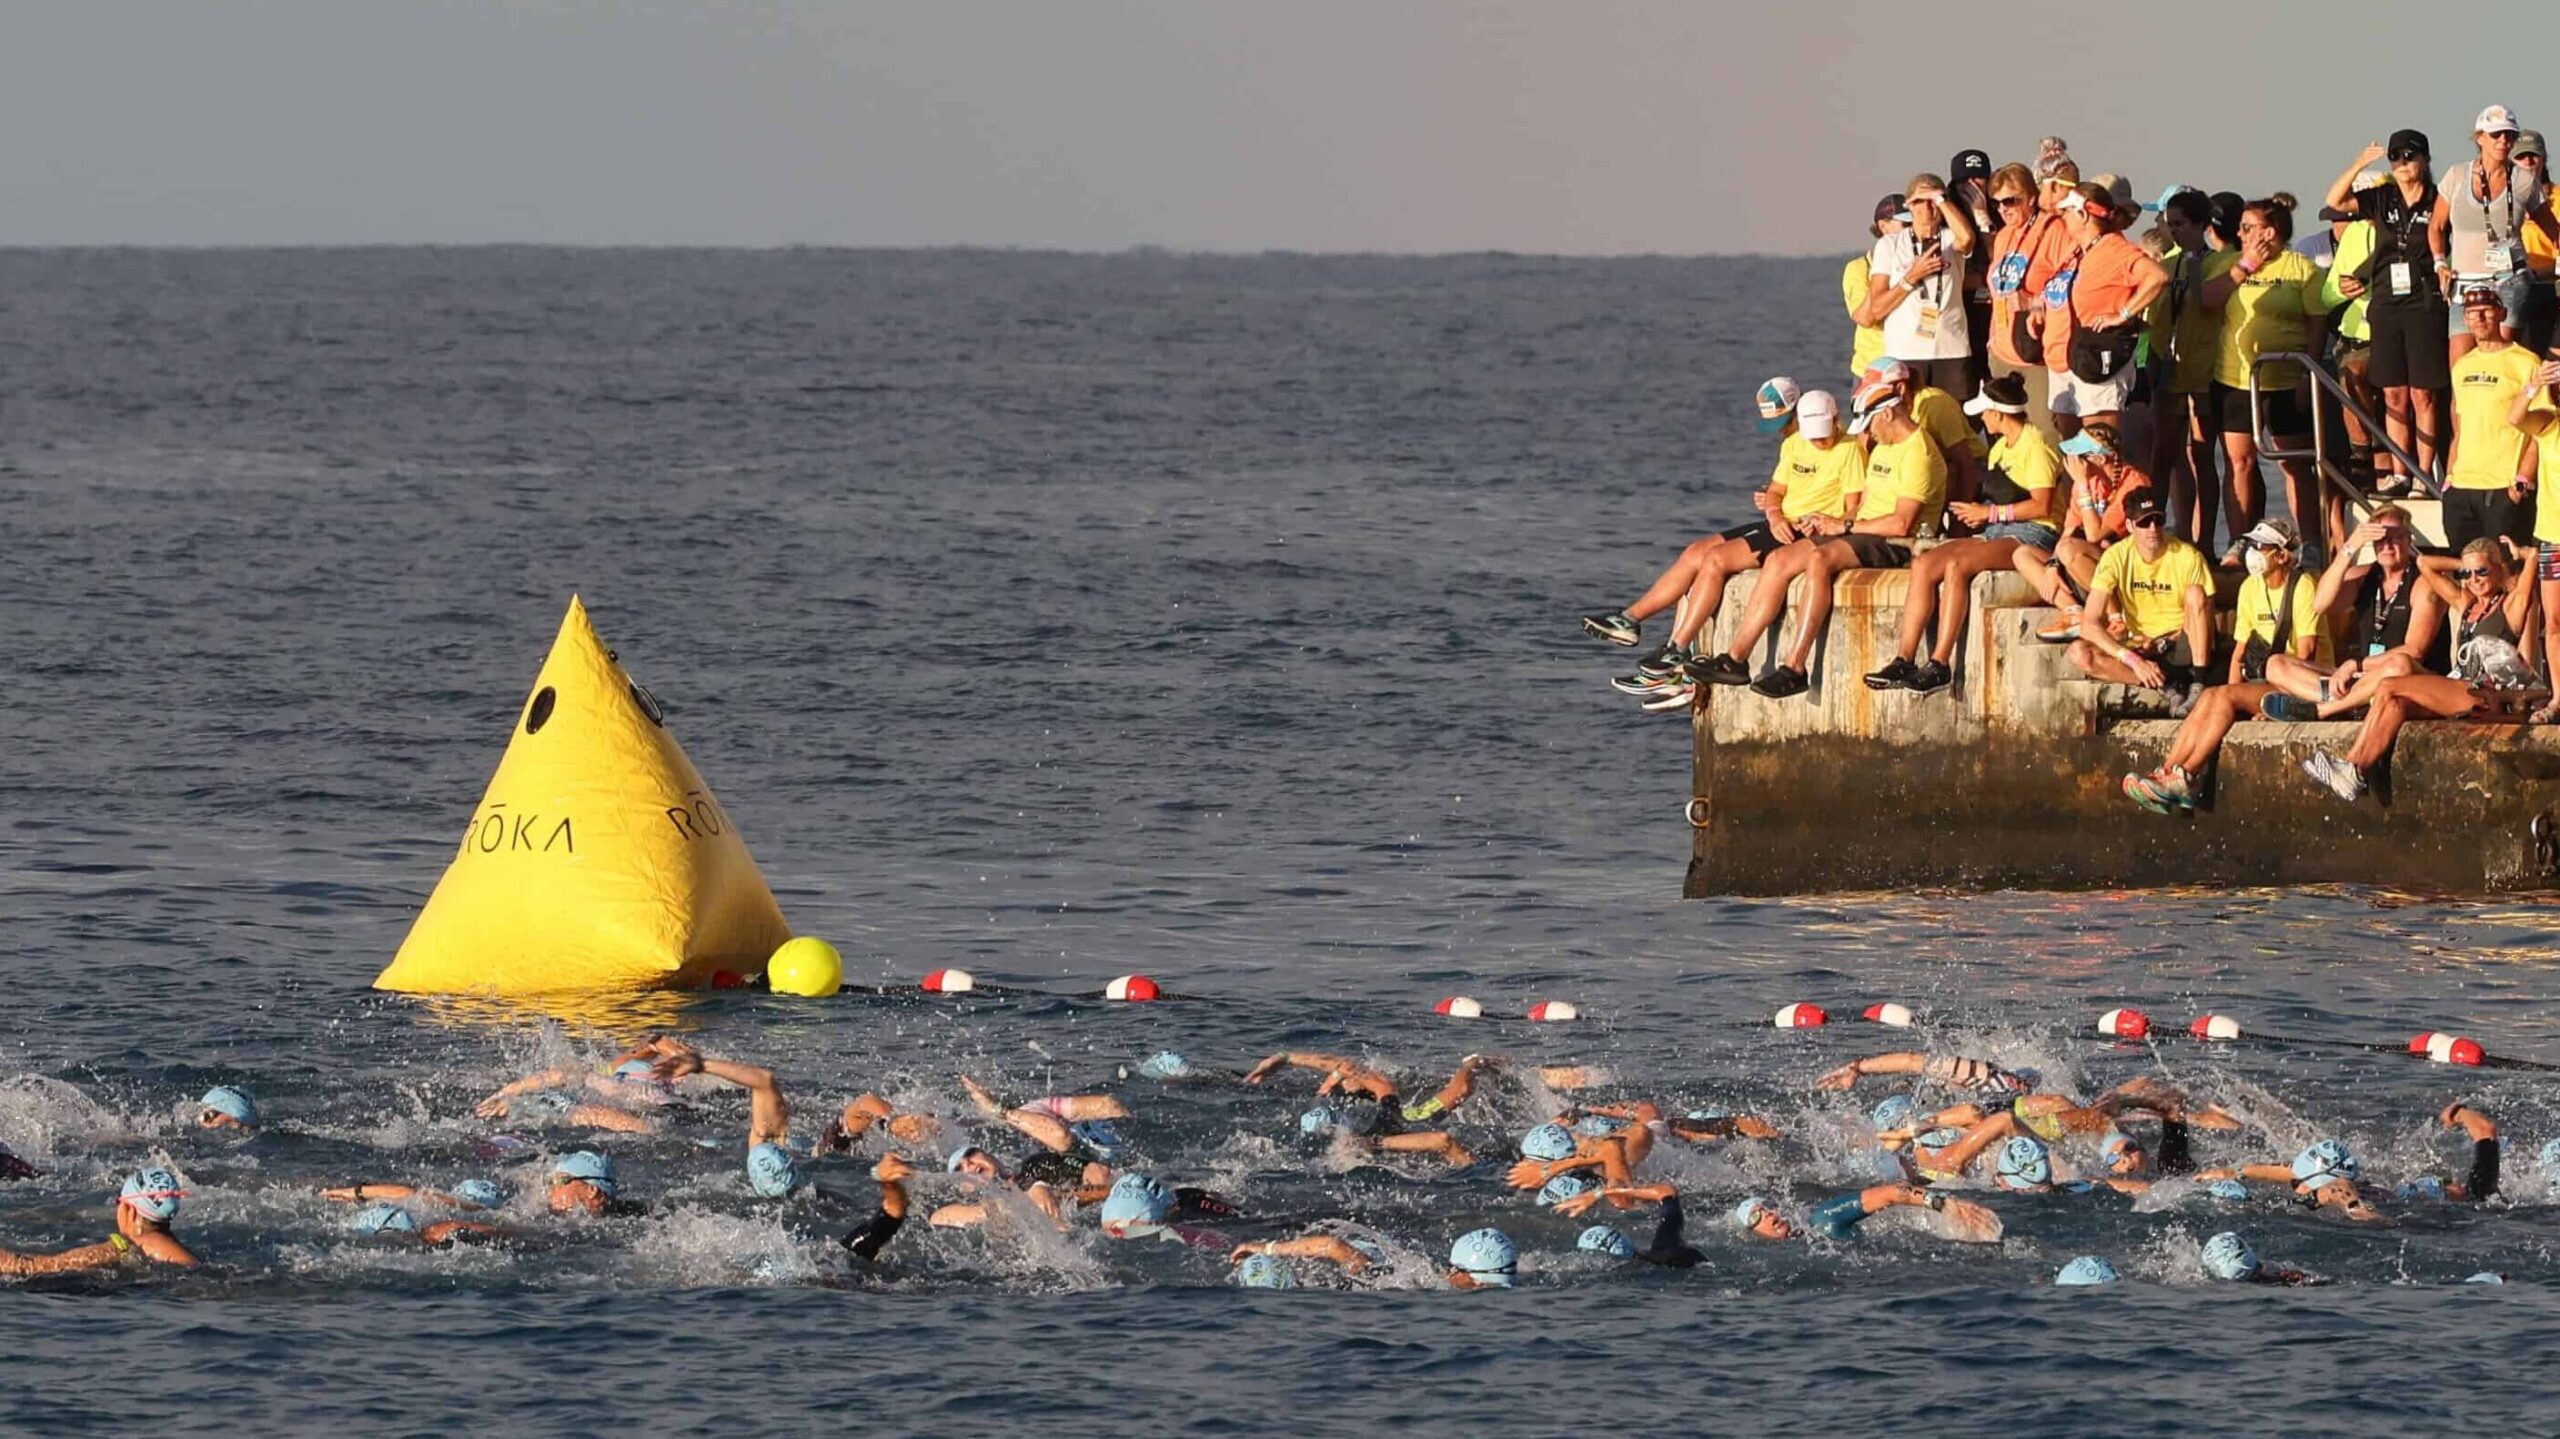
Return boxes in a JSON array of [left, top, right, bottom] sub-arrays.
[[2070, 320, 2144, 383]]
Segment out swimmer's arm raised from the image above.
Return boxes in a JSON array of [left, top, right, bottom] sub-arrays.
[[1815, 1053, 1927, 1090], [691, 1058, 790, 1146], [475, 1068, 577, 1116]]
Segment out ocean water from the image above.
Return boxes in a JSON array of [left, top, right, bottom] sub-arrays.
[[4, 249, 2560, 1435]]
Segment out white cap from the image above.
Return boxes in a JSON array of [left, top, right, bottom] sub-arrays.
[[2479, 104, 2521, 135], [2056, 189, 2088, 213], [1962, 383, 2028, 417], [1796, 390, 1839, 439]]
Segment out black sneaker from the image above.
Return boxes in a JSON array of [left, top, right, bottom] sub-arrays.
[[1749, 665, 1810, 698], [1907, 659, 1953, 694], [1581, 611, 1641, 647], [1687, 653, 1752, 686], [1633, 645, 1688, 681], [1863, 656, 1918, 691]]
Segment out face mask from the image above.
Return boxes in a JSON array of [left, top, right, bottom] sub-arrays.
[[2244, 548, 2270, 578]]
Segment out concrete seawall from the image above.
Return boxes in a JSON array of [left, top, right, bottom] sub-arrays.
[[1684, 566, 2560, 896]]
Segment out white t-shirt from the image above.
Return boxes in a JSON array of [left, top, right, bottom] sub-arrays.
[[1872, 229, 1972, 361]]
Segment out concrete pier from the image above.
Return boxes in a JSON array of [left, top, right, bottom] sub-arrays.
[[1684, 564, 2560, 896]]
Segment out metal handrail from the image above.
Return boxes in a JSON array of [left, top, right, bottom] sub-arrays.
[[2249, 351, 2442, 503]]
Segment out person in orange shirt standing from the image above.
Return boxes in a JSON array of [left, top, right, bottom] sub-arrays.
[[2047, 182, 2169, 443], [1987, 154, 2077, 435]]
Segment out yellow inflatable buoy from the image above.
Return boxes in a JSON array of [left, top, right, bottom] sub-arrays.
[[765, 937, 843, 997], [373, 596, 793, 995]]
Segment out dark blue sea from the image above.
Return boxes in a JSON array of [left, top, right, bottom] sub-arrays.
[[5, 249, 2560, 1435]]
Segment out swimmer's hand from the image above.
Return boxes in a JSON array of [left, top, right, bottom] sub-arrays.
[[473, 1096, 511, 1120], [1550, 1190, 1605, 1219], [872, 1155, 912, 1185], [1227, 1243, 1268, 1266], [651, 1051, 705, 1083], [1814, 1063, 1862, 1091], [1505, 1160, 1553, 1190], [1242, 1056, 1287, 1085], [1731, 1116, 1782, 1140]]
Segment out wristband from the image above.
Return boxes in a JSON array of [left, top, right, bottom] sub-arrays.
[[107, 1233, 133, 1255]]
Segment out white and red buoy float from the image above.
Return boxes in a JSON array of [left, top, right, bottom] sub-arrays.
[[1862, 1002, 1914, 1029], [2189, 1014, 2244, 1041], [2412, 1032, 2486, 1066], [920, 968, 976, 995], [1774, 1003, 1829, 1029], [1435, 996, 1484, 1020], [1526, 1000, 1579, 1023], [1104, 974, 1160, 1002], [2096, 1007, 2151, 1040]]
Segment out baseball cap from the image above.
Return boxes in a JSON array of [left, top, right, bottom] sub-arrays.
[[1872, 192, 1907, 231], [1796, 390, 1839, 440], [2387, 128, 2431, 160], [2146, 183, 2199, 213], [2463, 283, 2509, 310], [1962, 375, 2030, 416], [1949, 149, 1992, 183], [2478, 104, 2520, 136], [2058, 429, 2115, 458], [2520, 130, 2549, 160], [2241, 517, 2300, 549], [2122, 489, 2166, 523], [1755, 376, 1803, 433]]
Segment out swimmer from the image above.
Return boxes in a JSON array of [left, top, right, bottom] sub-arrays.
[[197, 1085, 258, 1132], [1878, 1077, 2233, 1183], [1815, 1052, 2035, 1096], [1553, 1182, 1710, 1267], [0, 1169, 198, 1274], [2199, 1139, 2385, 1222], [1229, 1229, 1395, 1282], [958, 1073, 1128, 1159], [2430, 1103, 2502, 1202], [1568, 1102, 1783, 1144], [1096, 1172, 1229, 1246], [839, 1155, 913, 1261], [546, 1150, 638, 1217], [2200, 1230, 2323, 1286], [320, 1178, 507, 1213], [2055, 1256, 2120, 1286], [1249, 1051, 1490, 1166], [640, 1039, 797, 1181], [817, 1093, 941, 1151], [1446, 1227, 1518, 1289], [1505, 1112, 1660, 1200], [475, 1042, 683, 1133], [345, 1200, 511, 1249], [929, 1144, 1090, 1229], [1803, 1182, 2004, 1243]]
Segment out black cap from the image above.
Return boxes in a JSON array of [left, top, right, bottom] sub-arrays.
[[2125, 488, 2166, 521], [2387, 128, 2430, 160], [1949, 149, 1992, 182], [1873, 192, 1906, 224]]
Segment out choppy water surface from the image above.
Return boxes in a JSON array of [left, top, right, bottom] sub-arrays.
[[4, 250, 2559, 1435]]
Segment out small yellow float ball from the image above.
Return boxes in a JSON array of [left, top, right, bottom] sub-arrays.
[[766, 937, 843, 998]]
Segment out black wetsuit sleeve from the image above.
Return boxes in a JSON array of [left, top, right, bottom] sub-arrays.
[[2156, 1117, 2193, 1175], [2467, 1138, 2500, 1202], [842, 1210, 904, 1261], [1639, 1194, 1704, 1270]]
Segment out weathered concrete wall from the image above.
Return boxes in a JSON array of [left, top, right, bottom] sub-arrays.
[[1685, 565, 2560, 895]]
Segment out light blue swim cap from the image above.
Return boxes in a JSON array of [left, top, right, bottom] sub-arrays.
[[1138, 1052, 1193, 1081], [350, 1201, 417, 1236], [2290, 1139, 2359, 1189], [2098, 1130, 2141, 1173], [1345, 1235, 1390, 1266], [2538, 1137, 2560, 1177], [1996, 1136, 2053, 1190], [1101, 1173, 1174, 1227], [451, 1179, 504, 1211], [1520, 1123, 1577, 1161], [199, 1086, 258, 1127], [2467, 1271, 2508, 1285], [1237, 1253, 1295, 1288], [1579, 1224, 1636, 1259], [2205, 1178, 2250, 1201], [1067, 1120, 1124, 1158], [612, 1060, 658, 1080], [550, 1150, 618, 1197], [946, 1146, 983, 1173], [746, 1142, 802, 1198], [1870, 1095, 1917, 1132], [1449, 1227, 1517, 1287], [1913, 1126, 1965, 1157], [1538, 1173, 1594, 1205], [1731, 1196, 1773, 1232], [120, 1168, 184, 1222], [1683, 1109, 1729, 1124], [2201, 1231, 2260, 1281], [1574, 1114, 1628, 1137], [2398, 1175, 2447, 1202], [1299, 1106, 1339, 1138], [2055, 1255, 2119, 1286]]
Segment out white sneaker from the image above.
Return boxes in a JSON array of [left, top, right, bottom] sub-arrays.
[[1640, 682, 1699, 714]]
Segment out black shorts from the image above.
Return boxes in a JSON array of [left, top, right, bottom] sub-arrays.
[[2442, 487, 2534, 550], [1895, 357, 1972, 397], [1015, 1150, 1090, 1190], [2211, 382, 2305, 437], [1839, 534, 1906, 568], [1719, 521, 1786, 560], [2134, 633, 2214, 672], [2367, 301, 2453, 390]]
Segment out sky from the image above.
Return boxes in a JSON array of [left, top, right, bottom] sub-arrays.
[[5, 1, 2555, 253]]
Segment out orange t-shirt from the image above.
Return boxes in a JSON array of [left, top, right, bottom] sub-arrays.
[[1989, 214, 2072, 369], [2045, 233, 2156, 373]]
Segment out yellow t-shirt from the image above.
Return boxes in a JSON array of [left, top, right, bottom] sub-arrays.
[[1769, 433, 1862, 521], [1845, 256, 1883, 379], [2143, 248, 2233, 395], [2236, 570, 2326, 663], [2091, 535, 2212, 642], [2447, 343, 2539, 491], [1853, 426, 1949, 532], [2213, 250, 2334, 391], [1985, 426, 2063, 512], [2526, 389, 2560, 544], [1910, 386, 1987, 463]]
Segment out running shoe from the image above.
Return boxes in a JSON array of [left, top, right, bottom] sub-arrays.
[[1906, 659, 1954, 695], [2374, 473, 2413, 499], [1749, 665, 1810, 699], [1610, 672, 1674, 696], [2121, 772, 2174, 814], [1632, 645, 1689, 681], [1640, 681, 1698, 714], [2260, 693, 2319, 722], [1687, 653, 1752, 686], [2034, 610, 2080, 644], [2301, 751, 2367, 802], [1581, 611, 1641, 647], [2153, 765, 2197, 810], [1863, 656, 1918, 691]]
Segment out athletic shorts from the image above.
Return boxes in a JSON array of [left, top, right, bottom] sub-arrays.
[[1718, 520, 1786, 560], [2539, 542, 2560, 583], [2367, 301, 2452, 389], [1840, 534, 1906, 568], [2211, 382, 2305, 437], [2443, 487, 2533, 550], [2450, 272, 2531, 335], [1982, 520, 2061, 546], [2049, 365, 2137, 418], [2132, 632, 2207, 671]]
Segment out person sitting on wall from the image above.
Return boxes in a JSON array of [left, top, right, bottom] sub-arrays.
[[2015, 421, 2155, 643], [2063, 489, 2216, 712], [2259, 508, 2447, 721]]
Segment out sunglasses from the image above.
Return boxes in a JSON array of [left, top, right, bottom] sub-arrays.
[[2389, 150, 2426, 163], [2131, 514, 2166, 530], [2457, 566, 2494, 579], [1994, 195, 2029, 207], [2374, 531, 2410, 547]]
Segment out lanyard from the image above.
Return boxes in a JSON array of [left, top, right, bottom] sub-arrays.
[[2471, 162, 2523, 246]]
